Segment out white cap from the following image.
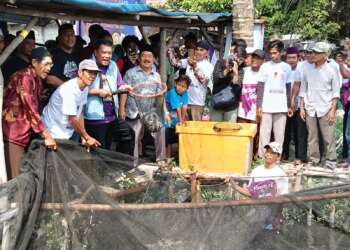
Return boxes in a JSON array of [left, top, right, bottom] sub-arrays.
[[264, 141, 282, 155]]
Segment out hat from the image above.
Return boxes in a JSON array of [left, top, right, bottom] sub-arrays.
[[31, 47, 50, 60], [139, 43, 155, 56], [312, 42, 330, 53], [286, 47, 299, 55], [264, 142, 282, 155], [79, 59, 100, 72], [251, 49, 265, 59], [196, 40, 210, 51]]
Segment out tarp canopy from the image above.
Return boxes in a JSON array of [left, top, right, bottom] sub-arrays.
[[0, 0, 232, 28]]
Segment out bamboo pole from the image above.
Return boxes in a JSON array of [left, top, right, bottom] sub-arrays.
[[40, 191, 350, 211], [159, 28, 167, 83]]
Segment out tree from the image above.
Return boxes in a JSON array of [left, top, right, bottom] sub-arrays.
[[255, 0, 340, 40], [165, 0, 232, 13]]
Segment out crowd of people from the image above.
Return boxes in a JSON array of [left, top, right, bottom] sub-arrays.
[[1, 23, 349, 185]]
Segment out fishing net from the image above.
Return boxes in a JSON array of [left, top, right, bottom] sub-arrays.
[[130, 82, 166, 133], [0, 140, 350, 250]]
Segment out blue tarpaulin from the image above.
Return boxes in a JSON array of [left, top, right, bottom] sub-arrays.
[[8, 0, 232, 24]]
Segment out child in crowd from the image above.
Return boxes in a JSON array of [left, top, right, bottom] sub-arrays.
[[233, 141, 288, 231], [165, 75, 191, 158]]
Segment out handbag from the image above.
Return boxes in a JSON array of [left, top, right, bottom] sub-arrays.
[[211, 84, 240, 111]]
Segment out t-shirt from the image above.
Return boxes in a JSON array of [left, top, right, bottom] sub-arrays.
[[49, 47, 79, 82], [183, 59, 214, 106], [258, 61, 292, 113], [238, 67, 260, 121], [42, 78, 88, 139], [290, 63, 303, 109], [165, 88, 189, 128], [248, 164, 289, 198]]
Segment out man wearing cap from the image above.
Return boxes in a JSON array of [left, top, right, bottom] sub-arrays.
[[42, 59, 101, 150], [282, 47, 308, 165], [46, 23, 79, 91], [238, 49, 265, 157], [1, 30, 36, 84], [299, 42, 340, 169]]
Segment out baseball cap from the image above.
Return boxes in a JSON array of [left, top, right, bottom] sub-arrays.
[[312, 42, 330, 53], [79, 59, 100, 72], [264, 142, 282, 155], [251, 49, 265, 59], [196, 40, 210, 51]]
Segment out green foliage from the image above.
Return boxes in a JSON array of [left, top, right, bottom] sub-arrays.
[[164, 0, 232, 13], [255, 0, 340, 40]]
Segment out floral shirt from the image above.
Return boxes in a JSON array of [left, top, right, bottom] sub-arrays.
[[2, 67, 46, 147]]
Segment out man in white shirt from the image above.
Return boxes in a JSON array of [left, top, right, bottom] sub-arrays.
[[184, 41, 214, 120], [256, 40, 293, 158], [300, 42, 340, 169], [43, 59, 101, 150]]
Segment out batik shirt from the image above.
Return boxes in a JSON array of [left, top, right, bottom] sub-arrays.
[[123, 66, 161, 119], [2, 67, 46, 147]]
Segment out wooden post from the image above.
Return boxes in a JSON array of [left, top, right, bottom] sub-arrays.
[[329, 204, 336, 228], [218, 24, 225, 59], [294, 173, 302, 192], [307, 203, 313, 226], [137, 26, 151, 45], [191, 174, 197, 203], [159, 28, 167, 83]]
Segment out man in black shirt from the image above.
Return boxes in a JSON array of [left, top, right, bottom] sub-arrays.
[[46, 23, 79, 88], [1, 31, 35, 84]]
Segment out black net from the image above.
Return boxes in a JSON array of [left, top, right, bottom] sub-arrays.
[[130, 82, 166, 133], [1, 140, 350, 250]]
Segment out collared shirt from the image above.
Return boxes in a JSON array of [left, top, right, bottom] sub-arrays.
[[2, 67, 46, 147], [299, 62, 340, 117], [123, 65, 161, 119]]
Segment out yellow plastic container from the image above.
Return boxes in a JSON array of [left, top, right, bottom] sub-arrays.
[[176, 121, 257, 175]]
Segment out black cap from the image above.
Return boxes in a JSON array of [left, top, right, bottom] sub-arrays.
[[139, 44, 155, 56], [31, 47, 50, 60], [196, 40, 210, 51], [251, 49, 265, 59]]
